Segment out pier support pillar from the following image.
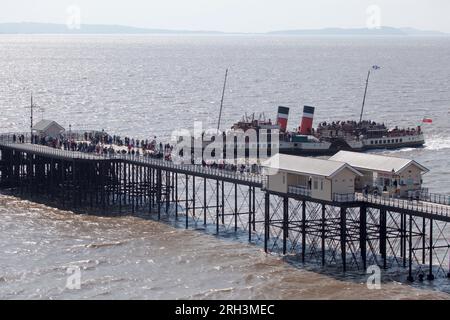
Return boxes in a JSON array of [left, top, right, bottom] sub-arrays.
[[216, 180, 220, 235], [248, 186, 252, 242], [360, 205, 367, 270], [264, 192, 270, 253], [407, 214, 414, 282], [283, 197, 289, 255], [301, 200, 306, 263], [427, 219, 435, 281], [321, 204, 326, 266], [185, 174, 189, 229], [380, 209, 387, 269], [340, 206, 347, 272]]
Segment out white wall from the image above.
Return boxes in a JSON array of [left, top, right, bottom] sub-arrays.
[[267, 171, 287, 194], [331, 168, 357, 196]]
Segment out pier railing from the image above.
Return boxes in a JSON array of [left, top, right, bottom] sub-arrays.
[[357, 193, 450, 217], [419, 192, 450, 206], [333, 193, 356, 203], [288, 186, 312, 197], [332, 192, 450, 216], [0, 134, 262, 185]]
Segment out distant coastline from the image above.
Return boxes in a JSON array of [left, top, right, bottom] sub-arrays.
[[0, 22, 447, 36]]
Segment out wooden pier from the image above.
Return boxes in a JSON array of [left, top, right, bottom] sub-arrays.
[[1, 136, 449, 282]]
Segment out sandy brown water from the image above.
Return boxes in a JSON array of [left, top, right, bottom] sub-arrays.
[[0, 195, 449, 300]]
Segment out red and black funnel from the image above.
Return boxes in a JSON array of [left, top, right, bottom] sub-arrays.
[[276, 106, 290, 132], [299, 106, 315, 135]]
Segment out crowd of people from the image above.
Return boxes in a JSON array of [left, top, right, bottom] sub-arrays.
[[11, 131, 262, 175], [316, 120, 422, 139]]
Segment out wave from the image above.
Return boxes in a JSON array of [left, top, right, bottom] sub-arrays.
[[424, 135, 450, 151], [86, 241, 125, 249]]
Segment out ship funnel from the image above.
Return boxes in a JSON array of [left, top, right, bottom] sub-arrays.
[[276, 106, 290, 132], [299, 106, 315, 135]]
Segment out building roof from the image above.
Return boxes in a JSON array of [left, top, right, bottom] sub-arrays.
[[262, 153, 363, 178], [329, 151, 429, 174], [32, 119, 64, 132]]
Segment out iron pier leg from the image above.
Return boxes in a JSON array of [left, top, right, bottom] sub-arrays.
[[402, 213, 407, 267], [252, 186, 256, 231], [407, 215, 414, 282], [248, 186, 252, 242], [264, 192, 270, 253], [341, 206, 347, 272], [221, 181, 225, 224], [185, 174, 189, 229], [360, 205, 367, 271], [321, 204, 326, 266], [234, 183, 238, 232], [283, 197, 289, 255], [380, 209, 387, 269], [203, 177, 207, 226], [422, 217, 426, 265], [166, 171, 170, 213], [301, 200, 306, 263], [157, 168, 162, 220], [216, 180, 220, 235], [427, 219, 435, 281], [175, 173, 178, 219], [192, 176, 196, 220]]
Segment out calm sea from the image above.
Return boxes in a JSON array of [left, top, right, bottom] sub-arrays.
[[0, 35, 449, 299]]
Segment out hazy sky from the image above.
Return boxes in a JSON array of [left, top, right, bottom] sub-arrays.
[[1, 0, 450, 33]]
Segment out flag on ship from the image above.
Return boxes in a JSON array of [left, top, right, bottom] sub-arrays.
[[422, 118, 433, 124]]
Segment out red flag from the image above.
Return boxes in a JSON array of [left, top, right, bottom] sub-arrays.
[[422, 118, 433, 124]]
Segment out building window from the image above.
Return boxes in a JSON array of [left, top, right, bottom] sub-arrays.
[[320, 180, 323, 190], [314, 180, 319, 190], [282, 175, 286, 184]]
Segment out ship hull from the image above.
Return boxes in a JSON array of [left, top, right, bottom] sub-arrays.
[[280, 138, 425, 156]]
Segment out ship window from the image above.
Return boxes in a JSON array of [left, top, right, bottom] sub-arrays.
[[375, 141, 378, 144], [383, 140, 386, 144], [395, 139, 398, 143], [400, 139, 403, 143], [387, 140, 391, 143], [371, 141, 374, 145], [294, 143, 298, 147]]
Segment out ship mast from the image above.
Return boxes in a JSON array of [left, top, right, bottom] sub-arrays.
[[359, 65, 380, 123], [25, 93, 38, 140], [217, 68, 229, 132], [359, 69, 371, 123]]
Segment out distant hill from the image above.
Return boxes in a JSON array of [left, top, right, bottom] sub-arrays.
[[268, 26, 447, 36], [0, 22, 223, 34], [0, 22, 447, 36]]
